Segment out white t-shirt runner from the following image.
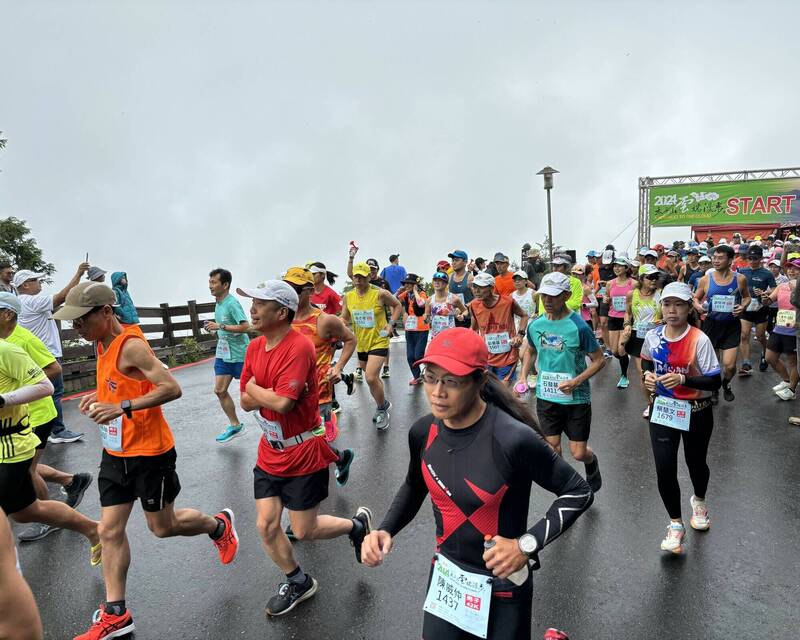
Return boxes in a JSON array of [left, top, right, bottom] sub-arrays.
[[19, 293, 62, 358]]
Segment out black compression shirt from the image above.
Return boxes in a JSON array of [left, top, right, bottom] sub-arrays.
[[379, 404, 594, 572]]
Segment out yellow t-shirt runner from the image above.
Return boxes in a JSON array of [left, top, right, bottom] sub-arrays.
[[5, 326, 57, 428], [345, 286, 390, 353], [0, 341, 45, 463]]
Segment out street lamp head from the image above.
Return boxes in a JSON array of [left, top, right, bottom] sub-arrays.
[[536, 165, 559, 190]]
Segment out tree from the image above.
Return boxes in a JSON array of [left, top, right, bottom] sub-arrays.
[[0, 217, 55, 276]]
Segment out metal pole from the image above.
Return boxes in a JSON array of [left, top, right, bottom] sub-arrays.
[[546, 188, 553, 263]]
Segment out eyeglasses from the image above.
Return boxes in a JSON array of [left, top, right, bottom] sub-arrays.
[[421, 371, 471, 389]]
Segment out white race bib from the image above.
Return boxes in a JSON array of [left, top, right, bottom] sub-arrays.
[[711, 295, 735, 313], [254, 412, 285, 442], [352, 309, 375, 329], [405, 315, 419, 331], [423, 553, 492, 639], [538, 371, 573, 401], [215, 335, 231, 360], [99, 416, 123, 452], [431, 315, 454, 335], [651, 396, 691, 431], [777, 309, 796, 327], [485, 332, 511, 354], [612, 296, 627, 312]]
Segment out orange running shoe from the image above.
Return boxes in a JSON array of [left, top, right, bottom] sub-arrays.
[[73, 606, 134, 639], [212, 508, 239, 565]]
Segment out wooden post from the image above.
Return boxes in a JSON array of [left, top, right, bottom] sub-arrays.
[[160, 303, 175, 346], [187, 300, 201, 340]]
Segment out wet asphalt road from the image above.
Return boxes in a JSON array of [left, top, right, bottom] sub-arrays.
[[15, 342, 800, 640]]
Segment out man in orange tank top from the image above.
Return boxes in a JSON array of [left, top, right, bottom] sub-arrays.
[[54, 283, 239, 640]]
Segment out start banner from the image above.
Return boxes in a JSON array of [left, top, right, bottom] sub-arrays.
[[649, 178, 800, 227]]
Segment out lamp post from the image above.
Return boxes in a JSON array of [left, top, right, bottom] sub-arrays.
[[536, 166, 559, 263]]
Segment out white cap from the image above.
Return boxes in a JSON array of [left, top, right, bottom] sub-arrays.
[[698, 241, 708, 249], [643, 249, 658, 258], [769, 259, 782, 267], [236, 280, 299, 312], [699, 255, 712, 263], [551, 254, 572, 265], [661, 282, 694, 301], [719, 237, 729, 245], [12, 269, 46, 289], [473, 272, 495, 288], [513, 270, 528, 279], [308, 265, 326, 274], [639, 264, 659, 276], [613, 257, 629, 266], [538, 272, 572, 296]]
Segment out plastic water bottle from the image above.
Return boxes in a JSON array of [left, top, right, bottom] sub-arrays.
[[514, 381, 529, 402], [483, 535, 529, 586]]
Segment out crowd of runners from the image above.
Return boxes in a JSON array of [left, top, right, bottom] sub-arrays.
[[0, 230, 798, 639]]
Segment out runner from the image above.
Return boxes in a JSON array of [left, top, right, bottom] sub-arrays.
[[235, 279, 372, 616], [0, 507, 43, 640], [736, 245, 775, 375], [14, 266, 87, 444], [379, 254, 407, 295], [361, 327, 594, 640], [207, 268, 251, 443], [425, 272, 467, 340], [766, 259, 787, 333], [397, 274, 430, 385], [0, 293, 93, 543], [0, 333, 102, 574], [341, 262, 402, 430], [57, 283, 239, 640], [282, 267, 357, 485], [538, 255, 583, 315], [641, 282, 721, 554], [520, 272, 605, 492], [760, 259, 800, 400], [511, 270, 536, 324], [0, 259, 14, 293], [693, 245, 750, 404], [595, 247, 616, 357], [732, 244, 750, 272], [447, 250, 474, 328], [603, 257, 634, 389], [688, 255, 712, 291], [308, 263, 342, 315], [622, 264, 662, 418], [572, 264, 598, 331], [492, 253, 515, 296], [678, 247, 701, 284], [469, 272, 529, 386]]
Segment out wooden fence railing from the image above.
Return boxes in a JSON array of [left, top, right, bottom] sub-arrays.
[[60, 300, 218, 393]]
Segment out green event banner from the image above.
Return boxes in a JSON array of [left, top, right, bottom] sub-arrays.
[[648, 178, 800, 227]]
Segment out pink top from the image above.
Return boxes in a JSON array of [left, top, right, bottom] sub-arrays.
[[608, 278, 634, 318]]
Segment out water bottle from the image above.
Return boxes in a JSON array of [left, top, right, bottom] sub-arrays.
[[483, 535, 529, 586]]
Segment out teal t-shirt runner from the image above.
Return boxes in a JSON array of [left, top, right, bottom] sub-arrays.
[[526, 311, 599, 405], [214, 294, 250, 363]]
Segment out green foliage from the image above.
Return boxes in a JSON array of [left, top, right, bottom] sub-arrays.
[[0, 217, 55, 275], [166, 354, 179, 368], [179, 337, 204, 364]]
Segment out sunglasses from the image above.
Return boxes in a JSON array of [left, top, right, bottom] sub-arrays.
[[644, 274, 660, 281]]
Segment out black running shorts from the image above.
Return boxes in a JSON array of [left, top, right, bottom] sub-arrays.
[[356, 348, 389, 363], [253, 466, 329, 511], [0, 458, 37, 515], [767, 332, 797, 354], [742, 307, 770, 325], [33, 418, 57, 451], [607, 317, 625, 331], [536, 399, 592, 442], [98, 448, 181, 512], [701, 318, 741, 351]]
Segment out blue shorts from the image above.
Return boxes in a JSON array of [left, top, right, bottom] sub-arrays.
[[489, 363, 518, 384], [214, 359, 244, 379]]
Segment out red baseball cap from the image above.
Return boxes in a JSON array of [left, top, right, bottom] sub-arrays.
[[437, 259, 451, 269], [652, 244, 665, 251], [414, 328, 488, 376]]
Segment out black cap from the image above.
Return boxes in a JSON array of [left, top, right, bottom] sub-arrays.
[[747, 245, 764, 257], [401, 273, 420, 284], [366, 258, 379, 268]]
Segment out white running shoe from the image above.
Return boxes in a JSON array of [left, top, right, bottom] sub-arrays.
[[776, 387, 797, 401], [642, 406, 650, 419], [660, 522, 685, 554], [772, 380, 790, 393], [690, 496, 710, 531]]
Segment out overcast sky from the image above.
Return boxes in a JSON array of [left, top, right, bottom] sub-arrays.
[[2, 1, 799, 305]]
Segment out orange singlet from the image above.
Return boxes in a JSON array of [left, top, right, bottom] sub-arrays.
[[292, 308, 335, 405], [96, 324, 175, 457], [469, 295, 519, 368]]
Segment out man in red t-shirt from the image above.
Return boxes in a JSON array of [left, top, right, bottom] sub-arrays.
[[236, 279, 372, 617]]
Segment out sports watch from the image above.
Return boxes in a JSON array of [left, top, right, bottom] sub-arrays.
[[518, 533, 538, 557], [120, 400, 133, 419]]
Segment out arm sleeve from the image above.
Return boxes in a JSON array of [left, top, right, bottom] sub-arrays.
[[684, 332, 721, 390], [378, 419, 430, 536], [3, 378, 54, 406]]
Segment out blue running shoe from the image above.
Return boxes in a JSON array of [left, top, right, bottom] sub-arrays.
[[216, 423, 246, 444]]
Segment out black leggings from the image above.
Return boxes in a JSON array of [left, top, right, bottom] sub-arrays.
[[649, 405, 714, 519], [616, 353, 629, 377], [422, 572, 532, 640]]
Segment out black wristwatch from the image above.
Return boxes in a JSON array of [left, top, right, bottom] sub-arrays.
[[120, 400, 133, 419]]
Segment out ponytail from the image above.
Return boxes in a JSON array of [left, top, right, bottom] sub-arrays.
[[471, 370, 543, 436]]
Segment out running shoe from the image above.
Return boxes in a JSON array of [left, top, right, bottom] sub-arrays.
[[335, 448, 355, 487], [788, 416, 800, 426], [331, 401, 341, 415], [18, 522, 60, 542], [585, 455, 602, 493], [48, 428, 84, 444], [711, 390, 719, 406], [738, 361, 753, 376], [73, 606, 134, 640], [211, 508, 239, 565], [544, 630, 570, 640], [759, 356, 768, 372], [215, 423, 246, 444], [689, 495, 710, 531], [642, 405, 650, 419], [616, 375, 629, 389], [722, 386, 735, 402], [773, 380, 791, 393], [265, 575, 318, 616], [381, 365, 390, 379], [373, 402, 391, 431], [343, 372, 356, 395], [349, 506, 373, 563], [527, 374, 538, 388], [776, 387, 796, 401], [660, 522, 685, 554], [354, 368, 364, 382], [65, 472, 93, 508], [603, 348, 614, 359]]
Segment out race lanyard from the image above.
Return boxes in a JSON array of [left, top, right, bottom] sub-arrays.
[[405, 315, 419, 331], [711, 295, 735, 313], [352, 309, 375, 329], [215, 335, 231, 360], [484, 332, 511, 354], [611, 296, 627, 312], [422, 553, 493, 639], [431, 315, 454, 335], [99, 416, 123, 452], [777, 309, 796, 327], [651, 396, 691, 431], [254, 412, 285, 442], [539, 371, 573, 401]]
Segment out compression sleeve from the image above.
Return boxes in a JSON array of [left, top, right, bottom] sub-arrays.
[[1, 378, 54, 406], [683, 372, 722, 391], [378, 419, 430, 536]]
